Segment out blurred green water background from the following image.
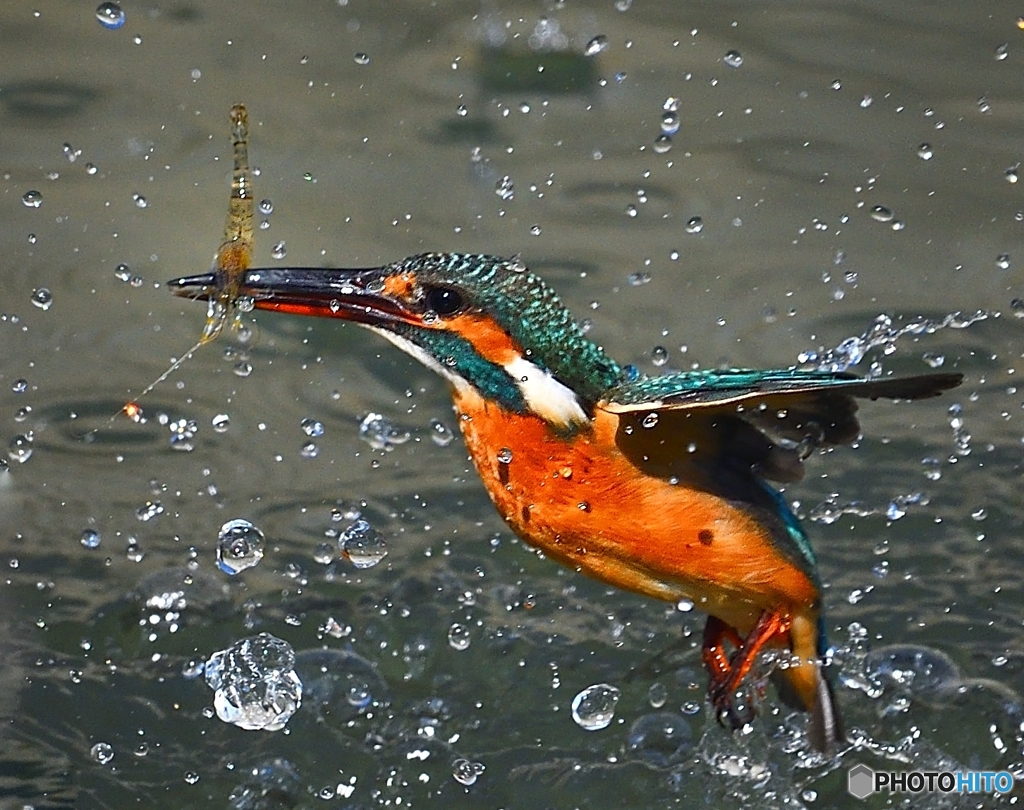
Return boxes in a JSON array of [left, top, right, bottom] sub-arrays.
[[0, 1, 1021, 807]]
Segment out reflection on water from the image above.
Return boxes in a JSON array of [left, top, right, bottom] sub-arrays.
[[1, 0, 1021, 807]]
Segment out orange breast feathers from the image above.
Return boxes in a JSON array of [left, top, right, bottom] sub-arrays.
[[450, 387, 819, 636]]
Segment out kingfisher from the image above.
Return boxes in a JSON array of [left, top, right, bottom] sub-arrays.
[[169, 252, 961, 754]]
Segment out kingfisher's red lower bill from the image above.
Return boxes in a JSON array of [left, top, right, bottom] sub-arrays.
[[169, 253, 961, 754]]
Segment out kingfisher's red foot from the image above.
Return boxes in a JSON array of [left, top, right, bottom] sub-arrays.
[[702, 611, 788, 729]]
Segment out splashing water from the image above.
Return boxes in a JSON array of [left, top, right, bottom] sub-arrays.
[[204, 633, 302, 731], [798, 311, 989, 373], [358, 412, 411, 451], [808, 492, 929, 525]]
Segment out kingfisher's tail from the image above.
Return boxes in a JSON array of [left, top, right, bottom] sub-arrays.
[[774, 613, 845, 755]]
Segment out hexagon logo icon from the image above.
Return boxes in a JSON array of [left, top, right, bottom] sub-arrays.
[[848, 763, 875, 799]]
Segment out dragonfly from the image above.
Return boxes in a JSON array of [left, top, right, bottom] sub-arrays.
[[121, 103, 255, 421]]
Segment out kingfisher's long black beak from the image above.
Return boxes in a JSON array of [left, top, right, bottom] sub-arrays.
[[167, 267, 416, 327]]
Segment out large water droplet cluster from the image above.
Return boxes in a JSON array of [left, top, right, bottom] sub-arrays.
[[204, 633, 302, 731]]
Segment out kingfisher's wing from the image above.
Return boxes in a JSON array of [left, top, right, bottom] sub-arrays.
[[597, 369, 961, 576], [598, 369, 962, 485]]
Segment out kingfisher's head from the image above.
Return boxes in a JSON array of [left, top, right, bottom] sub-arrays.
[[170, 253, 622, 430]]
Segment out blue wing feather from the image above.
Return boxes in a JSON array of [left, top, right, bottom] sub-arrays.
[[601, 368, 962, 411]]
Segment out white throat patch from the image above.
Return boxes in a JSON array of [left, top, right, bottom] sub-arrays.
[[503, 355, 589, 429], [368, 327, 588, 429]]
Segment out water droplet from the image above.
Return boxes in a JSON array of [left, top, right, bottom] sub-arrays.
[[685, 216, 703, 234], [429, 418, 454, 447], [95, 1, 125, 28], [922, 352, 945, 368], [860, 94, 873, 108], [869, 205, 894, 223], [496, 447, 513, 464], [216, 519, 266, 575], [1005, 166, 1019, 184], [313, 542, 334, 565], [114, 263, 132, 282], [917, 143, 933, 160], [495, 175, 514, 200], [11, 379, 28, 394], [996, 253, 1010, 270], [723, 50, 743, 68], [455, 104, 468, 117], [91, 742, 115, 764], [301, 417, 325, 437], [614, 0, 632, 11], [8, 434, 33, 464], [338, 519, 388, 568], [204, 633, 302, 731], [80, 529, 101, 549], [135, 500, 163, 521], [168, 417, 198, 451], [625, 204, 638, 218], [660, 111, 680, 135], [995, 43, 1009, 61], [571, 683, 620, 731], [21, 190, 42, 208], [653, 134, 673, 154], [451, 758, 485, 786], [30, 288, 53, 311], [647, 682, 668, 708], [529, 224, 542, 236], [300, 441, 318, 459], [258, 198, 274, 215], [354, 52, 370, 65], [885, 500, 906, 521], [133, 193, 147, 209], [212, 413, 230, 432], [641, 412, 659, 429], [447, 623, 471, 650], [584, 34, 608, 56], [358, 412, 411, 451], [651, 346, 668, 366], [62, 142, 81, 162], [183, 771, 200, 785], [627, 271, 650, 286], [271, 242, 287, 260]]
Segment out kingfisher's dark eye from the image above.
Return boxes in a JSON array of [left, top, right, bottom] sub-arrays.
[[425, 286, 464, 316]]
